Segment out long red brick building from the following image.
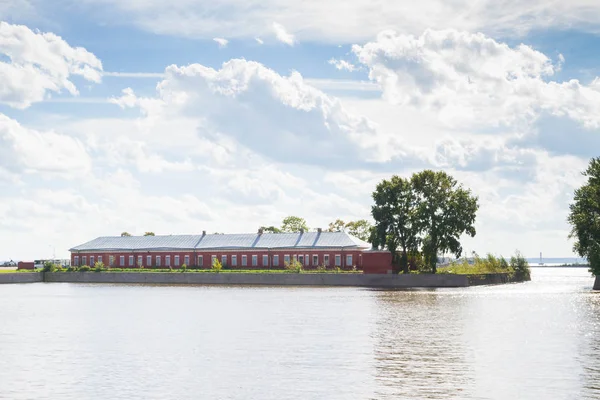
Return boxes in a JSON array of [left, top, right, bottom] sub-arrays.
[[69, 229, 393, 272]]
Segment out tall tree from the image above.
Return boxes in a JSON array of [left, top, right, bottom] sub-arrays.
[[371, 176, 421, 274], [411, 170, 478, 274], [260, 226, 282, 233], [121, 232, 132, 237], [346, 219, 373, 242], [327, 219, 347, 232], [281, 216, 309, 233], [144, 232, 155, 236], [568, 157, 600, 275]]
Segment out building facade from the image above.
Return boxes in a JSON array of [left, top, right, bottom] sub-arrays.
[[69, 230, 379, 270]]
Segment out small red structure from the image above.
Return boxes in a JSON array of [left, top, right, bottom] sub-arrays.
[[17, 262, 35, 270], [361, 250, 393, 274]]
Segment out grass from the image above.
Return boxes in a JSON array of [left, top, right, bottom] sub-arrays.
[[437, 252, 530, 279], [0, 269, 36, 273]]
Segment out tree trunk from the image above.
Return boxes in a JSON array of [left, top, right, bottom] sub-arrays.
[[401, 249, 409, 274]]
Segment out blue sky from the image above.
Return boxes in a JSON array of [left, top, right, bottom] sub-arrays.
[[1, 0, 600, 260]]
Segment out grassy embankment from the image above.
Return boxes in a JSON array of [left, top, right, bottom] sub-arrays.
[[438, 252, 531, 280]]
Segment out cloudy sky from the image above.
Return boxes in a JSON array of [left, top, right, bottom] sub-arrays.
[[1, 0, 599, 260]]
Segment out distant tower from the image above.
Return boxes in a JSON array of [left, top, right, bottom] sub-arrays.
[[540, 252, 543, 266]]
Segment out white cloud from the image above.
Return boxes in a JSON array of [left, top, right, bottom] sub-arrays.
[[213, 37, 228, 47], [328, 58, 357, 72], [0, 21, 103, 108], [255, 37, 264, 45], [272, 22, 295, 46], [63, 0, 600, 43]]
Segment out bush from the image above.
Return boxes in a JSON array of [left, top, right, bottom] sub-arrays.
[[79, 265, 91, 272], [67, 266, 79, 272], [181, 263, 187, 273], [510, 251, 531, 280], [284, 259, 303, 273], [316, 264, 327, 272], [212, 258, 222, 273], [42, 261, 61, 273], [94, 261, 105, 272]]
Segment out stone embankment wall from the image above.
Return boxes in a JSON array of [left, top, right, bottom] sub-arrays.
[[0, 272, 44, 284]]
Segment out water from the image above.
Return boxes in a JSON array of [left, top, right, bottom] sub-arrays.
[[0, 268, 599, 400]]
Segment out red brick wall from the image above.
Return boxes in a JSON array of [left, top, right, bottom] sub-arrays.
[[362, 251, 393, 274], [71, 249, 364, 269], [17, 261, 34, 270]]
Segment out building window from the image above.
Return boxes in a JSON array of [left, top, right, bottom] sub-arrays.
[[166, 255, 171, 267], [109, 256, 114, 267], [156, 256, 161, 267], [262, 255, 268, 267], [120, 256, 125, 267], [284, 255, 290, 265], [231, 255, 237, 267], [175, 255, 180, 266], [273, 255, 279, 267], [346, 255, 353, 267], [184, 255, 189, 266], [82, 256, 87, 266], [312, 254, 318, 266], [98, 256, 102, 264], [198, 255, 203, 268], [129, 255, 134, 266], [74, 256, 79, 266], [298, 255, 304, 265], [90, 256, 94, 266], [252, 255, 258, 267], [305, 254, 309, 265], [221, 255, 227, 267], [242, 255, 247, 267], [335, 255, 341, 267], [146, 255, 152, 267], [211, 255, 217, 267], [137, 256, 142, 267], [324, 254, 330, 266]]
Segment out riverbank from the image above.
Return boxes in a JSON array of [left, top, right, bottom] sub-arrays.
[[0, 271, 528, 287]]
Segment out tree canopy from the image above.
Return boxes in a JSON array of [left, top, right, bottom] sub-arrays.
[[371, 170, 478, 274], [143, 232, 155, 236], [281, 216, 309, 233], [121, 232, 132, 237], [568, 157, 600, 275], [346, 219, 373, 242], [260, 226, 282, 233], [327, 219, 347, 232]]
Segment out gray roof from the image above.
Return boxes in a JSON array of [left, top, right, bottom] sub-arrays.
[[70, 232, 372, 252]]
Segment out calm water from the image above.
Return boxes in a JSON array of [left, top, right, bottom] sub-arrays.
[[0, 268, 599, 400]]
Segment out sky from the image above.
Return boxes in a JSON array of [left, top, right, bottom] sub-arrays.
[[1, 0, 600, 260]]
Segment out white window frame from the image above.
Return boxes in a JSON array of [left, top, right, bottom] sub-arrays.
[[137, 255, 142, 267], [242, 255, 248, 267], [184, 255, 189, 266], [90, 256, 95, 266], [298, 255, 304, 265], [262, 255, 268, 267], [335, 254, 341, 267], [284, 255, 290, 265], [198, 255, 203, 268], [211, 255, 217, 267], [166, 255, 171, 267], [109, 256, 115, 267], [74, 256, 80, 266], [221, 255, 227, 267], [82, 256, 87, 266], [231, 255, 237, 267], [156, 256, 161, 267], [305, 254, 309, 265], [252, 255, 258, 267], [98, 256, 102, 264], [175, 255, 180, 266], [120, 255, 125, 267], [324, 254, 330, 266], [346, 254, 353, 267], [146, 255, 152, 267], [312, 254, 318, 266], [129, 255, 134, 266], [273, 255, 279, 267]]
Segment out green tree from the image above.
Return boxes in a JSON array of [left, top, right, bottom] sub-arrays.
[[411, 170, 478, 274], [327, 219, 347, 232], [260, 226, 282, 233], [144, 232, 155, 236], [346, 219, 373, 242], [371, 176, 421, 274], [121, 232, 132, 237], [281, 216, 309, 233], [568, 157, 600, 275], [212, 258, 223, 273]]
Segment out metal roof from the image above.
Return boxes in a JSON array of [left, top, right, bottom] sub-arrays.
[[70, 232, 372, 252]]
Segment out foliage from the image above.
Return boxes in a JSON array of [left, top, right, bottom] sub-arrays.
[[67, 266, 79, 272], [181, 263, 187, 273], [144, 232, 155, 236], [42, 261, 61, 273], [509, 251, 531, 280], [327, 219, 347, 232], [260, 226, 282, 233], [281, 216, 309, 233], [438, 251, 530, 280], [411, 170, 479, 274], [212, 258, 223, 273], [345, 219, 373, 242], [79, 265, 91, 272], [316, 264, 327, 272], [372, 175, 421, 274], [568, 157, 600, 275], [121, 232, 132, 237], [94, 261, 105, 272], [284, 259, 303, 273]]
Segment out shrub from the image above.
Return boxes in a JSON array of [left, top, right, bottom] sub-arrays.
[[316, 264, 327, 272], [67, 266, 79, 272], [284, 259, 302, 273], [94, 261, 105, 272], [42, 261, 61, 273], [79, 265, 91, 272], [212, 258, 222, 273], [510, 251, 531, 280], [181, 263, 187, 273]]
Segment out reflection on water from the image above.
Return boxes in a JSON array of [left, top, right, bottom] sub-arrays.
[[0, 268, 598, 400]]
